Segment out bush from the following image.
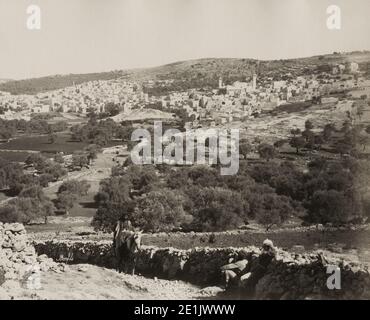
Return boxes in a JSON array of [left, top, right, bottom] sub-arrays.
[[54, 153, 64, 164], [71, 152, 89, 170], [42, 162, 67, 181], [92, 176, 133, 232], [38, 174, 54, 187], [57, 180, 90, 196], [305, 190, 352, 224], [257, 143, 276, 161], [254, 193, 295, 230], [0, 194, 54, 224], [133, 189, 191, 232], [92, 202, 135, 233], [126, 165, 160, 194], [55, 180, 91, 214], [187, 187, 245, 231]]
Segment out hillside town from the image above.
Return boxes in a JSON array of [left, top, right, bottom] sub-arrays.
[[0, 61, 368, 130]]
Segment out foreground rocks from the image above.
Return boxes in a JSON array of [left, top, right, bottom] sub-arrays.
[[0, 264, 211, 300], [0, 222, 65, 290], [34, 239, 370, 299]]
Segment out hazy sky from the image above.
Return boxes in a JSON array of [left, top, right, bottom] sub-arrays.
[[0, 0, 369, 79]]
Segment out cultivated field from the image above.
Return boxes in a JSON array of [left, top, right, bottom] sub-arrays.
[[0, 133, 123, 161]]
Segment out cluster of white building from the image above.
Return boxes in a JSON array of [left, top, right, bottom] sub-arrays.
[[152, 61, 369, 128], [0, 60, 368, 126], [0, 78, 148, 119], [33, 79, 147, 114]]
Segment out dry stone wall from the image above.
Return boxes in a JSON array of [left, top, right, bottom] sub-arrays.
[[0, 223, 64, 286], [33, 239, 370, 299]]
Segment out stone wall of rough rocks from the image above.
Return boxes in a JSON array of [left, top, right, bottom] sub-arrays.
[[33, 239, 370, 299], [0, 223, 64, 286]]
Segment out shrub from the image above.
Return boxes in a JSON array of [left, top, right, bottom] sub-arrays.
[[0, 194, 54, 224], [305, 190, 352, 224], [92, 176, 133, 232], [187, 187, 245, 231], [133, 189, 191, 232], [57, 180, 90, 196], [55, 180, 91, 214], [257, 143, 276, 161], [254, 193, 295, 230]]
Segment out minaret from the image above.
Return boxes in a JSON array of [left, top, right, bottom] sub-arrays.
[[218, 77, 223, 89], [252, 73, 257, 90]]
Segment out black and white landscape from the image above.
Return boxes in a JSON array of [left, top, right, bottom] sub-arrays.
[[1, 0, 370, 301]]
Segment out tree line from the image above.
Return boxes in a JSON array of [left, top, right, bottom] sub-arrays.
[[0, 118, 68, 140], [92, 153, 368, 233]]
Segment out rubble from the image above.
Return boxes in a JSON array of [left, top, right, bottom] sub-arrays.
[[0, 222, 65, 285]]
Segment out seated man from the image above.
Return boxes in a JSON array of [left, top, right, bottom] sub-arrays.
[[240, 239, 277, 292], [221, 239, 277, 291], [221, 258, 249, 288]]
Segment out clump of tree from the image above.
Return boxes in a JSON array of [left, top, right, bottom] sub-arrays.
[[55, 180, 91, 215], [133, 189, 191, 232], [289, 136, 306, 154], [103, 102, 120, 117], [0, 118, 55, 140], [302, 158, 364, 224], [70, 118, 133, 147], [252, 192, 296, 230], [53, 153, 64, 164], [185, 186, 245, 231], [71, 152, 89, 170], [239, 140, 252, 159], [0, 159, 25, 194], [92, 163, 302, 233], [92, 176, 134, 232], [0, 156, 65, 195], [0, 185, 54, 224], [289, 121, 315, 153], [47, 133, 57, 144], [84, 144, 100, 164], [25, 154, 67, 183], [257, 143, 276, 161], [91, 116, 369, 233]]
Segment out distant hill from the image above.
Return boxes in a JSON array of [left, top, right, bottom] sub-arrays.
[[0, 72, 125, 95], [1, 51, 370, 95], [0, 79, 12, 84]]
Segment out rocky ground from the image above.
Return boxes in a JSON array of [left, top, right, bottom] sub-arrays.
[[0, 222, 220, 300], [0, 264, 217, 300]]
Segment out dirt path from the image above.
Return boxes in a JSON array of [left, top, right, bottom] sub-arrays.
[[0, 264, 216, 300], [44, 151, 120, 198]]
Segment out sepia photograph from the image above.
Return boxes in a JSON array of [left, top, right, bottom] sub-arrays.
[[0, 0, 370, 307]]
